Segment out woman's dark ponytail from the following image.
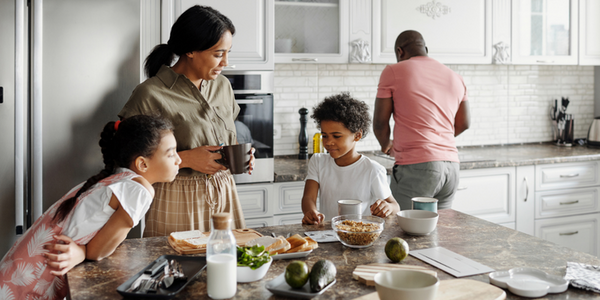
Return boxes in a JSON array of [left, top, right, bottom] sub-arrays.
[[145, 44, 175, 78], [52, 115, 173, 223], [144, 5, 236, 78]]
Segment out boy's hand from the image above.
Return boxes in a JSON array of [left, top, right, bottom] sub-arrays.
[[302, 210, 324, 225], [371, 200, 393, 218]]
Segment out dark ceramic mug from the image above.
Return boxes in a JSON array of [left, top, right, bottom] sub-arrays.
[[216, 143, 252, 174]]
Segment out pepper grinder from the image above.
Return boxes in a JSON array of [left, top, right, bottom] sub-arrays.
[[298, 108, 309, 159]]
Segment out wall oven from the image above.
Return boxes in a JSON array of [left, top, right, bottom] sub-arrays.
[[223, 71, 274, 183]]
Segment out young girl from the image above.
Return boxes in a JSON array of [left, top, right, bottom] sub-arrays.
[[301, 93, 400, 225], [0, 115, 180, 300]]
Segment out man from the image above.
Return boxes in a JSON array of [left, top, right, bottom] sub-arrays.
[[373, 30, 470, 210]]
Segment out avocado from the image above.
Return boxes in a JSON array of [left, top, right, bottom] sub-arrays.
[[309, 259, 336, 292]]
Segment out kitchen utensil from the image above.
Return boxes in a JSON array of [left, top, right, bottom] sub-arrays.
[[396, 210, 439, 236], [332, 215, 384, 248], [488, 267, 568, 298], [338, 199, 363, 215], [588, 117, 600, 147], [265, 272, 336, 299], [374, 269, 439, 300], [410, 247, 494, 277], [237, 256, 272, 283], [352, 279, 506, 300], [117, 255, 205, 299], [411, 197, 438, 213], [168, 228, 263, 255], [352, 263, 436, 286]]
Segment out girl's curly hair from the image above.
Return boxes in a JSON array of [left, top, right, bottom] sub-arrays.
[[311, 92, 371, 139]]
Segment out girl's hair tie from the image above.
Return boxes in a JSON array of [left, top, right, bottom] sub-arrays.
[[114, 120, 121, 131]]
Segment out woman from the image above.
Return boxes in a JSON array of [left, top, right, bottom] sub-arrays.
[[118, 5, 250, 236]]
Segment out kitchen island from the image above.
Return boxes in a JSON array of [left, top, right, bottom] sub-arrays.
[[67, 209, 600, 299]]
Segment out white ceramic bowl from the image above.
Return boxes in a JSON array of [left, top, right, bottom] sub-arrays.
[[236, 256, 272, 283], [374, 269, 439, 300], [396, 210, 439, 236]]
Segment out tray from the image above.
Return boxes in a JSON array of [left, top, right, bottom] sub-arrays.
[[265, 273, 336, 299], [272, 250, 312, 260], [488, 267, 568, 298], [168, 228, 263, 255], [116, 255, 206, 299]]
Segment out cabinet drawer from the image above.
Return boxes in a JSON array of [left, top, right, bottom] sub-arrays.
[[536, 187, 600, 219], [274, 182, 305, 214], [236, 183, 274, 219], [245, 217, 274, 229], [273, 213, 304, 226], [535, 213, 600, 257], [535, 161, 600, 191], [454, 167, 515, 224]]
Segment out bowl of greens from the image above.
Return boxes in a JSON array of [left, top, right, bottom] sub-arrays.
[[237, 245, 273, 283]]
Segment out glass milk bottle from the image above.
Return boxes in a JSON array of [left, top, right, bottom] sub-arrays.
[[206, 213, 237, 299]]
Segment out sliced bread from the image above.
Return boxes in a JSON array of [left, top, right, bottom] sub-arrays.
[[170, 230, 205, 242], [267, 236, 291, 255], [285, 234, 308, 253], [304, 236, 319, 251], [245, 236, 277, 248], [182, 236, 209, 248]]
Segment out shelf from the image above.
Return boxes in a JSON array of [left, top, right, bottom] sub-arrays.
[[275, 1, 338, 8]]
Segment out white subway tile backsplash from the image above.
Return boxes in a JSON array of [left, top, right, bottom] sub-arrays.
[[273, 63, 595, 156]]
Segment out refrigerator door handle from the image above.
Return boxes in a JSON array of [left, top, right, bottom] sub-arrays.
[[14, 0, 26, 235], [31, 0, 44, 222]]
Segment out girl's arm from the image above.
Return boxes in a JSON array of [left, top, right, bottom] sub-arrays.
[[44, 235, 87, 276], [85, 194, 135, 261], [301, 180, 324, 225]]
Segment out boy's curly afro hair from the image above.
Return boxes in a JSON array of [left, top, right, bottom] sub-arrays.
[[311, 92, 371, 139]]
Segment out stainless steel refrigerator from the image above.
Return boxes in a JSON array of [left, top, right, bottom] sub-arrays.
[[0, 0, 153, 258]]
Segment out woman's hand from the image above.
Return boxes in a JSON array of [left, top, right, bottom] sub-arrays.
[[178, 145, 227, 175], [43, 235, 86, 276], [370, 199, 394, 218], [302, 210, 324, 225], [248, 147, 256, 174]]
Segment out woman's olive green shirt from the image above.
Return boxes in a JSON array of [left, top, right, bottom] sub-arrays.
[[119, 65, 239, 176]]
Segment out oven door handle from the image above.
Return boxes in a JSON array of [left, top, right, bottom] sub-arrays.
[[236, 99, 264, 104]]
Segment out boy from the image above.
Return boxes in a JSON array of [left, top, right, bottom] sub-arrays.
[[301, 93, 400, 225]]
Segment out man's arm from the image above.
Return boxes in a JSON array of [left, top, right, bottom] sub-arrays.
[[373, 97, 394, 154], [454, 100, 470, 137]]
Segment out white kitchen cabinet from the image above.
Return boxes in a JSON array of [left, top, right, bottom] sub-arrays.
[[454, 167, 516, 225], [273, 213, 304, 225], [371, 0, 492, 64], [535, 161, 600, 191], [274, 0, 348, 63], [236, 183, 274, 219], [579, 0, 600, 65], [535, 213, 600, 256], [245, 217, 275, 228], [535, 186, 600, 219], [511, 0, 578, 65], [274, 181, 305, 214], [163, 0, 274, 71]]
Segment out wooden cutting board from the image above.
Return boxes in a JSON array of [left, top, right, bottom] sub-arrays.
[[353, 279, 506, 300], [168, 228, 263, 255], [353, 263, 437, 286]]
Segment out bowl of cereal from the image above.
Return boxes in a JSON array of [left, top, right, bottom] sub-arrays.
[[332, 215, 384, 248]]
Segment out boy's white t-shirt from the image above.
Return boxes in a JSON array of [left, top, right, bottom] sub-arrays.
[[305, 153, 392, 221]]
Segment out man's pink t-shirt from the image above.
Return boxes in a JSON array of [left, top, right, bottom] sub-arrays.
[[376, 56, 467, 165]]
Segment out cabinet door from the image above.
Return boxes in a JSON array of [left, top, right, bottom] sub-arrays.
[[454, 167, 515, 224], [236, 183, 274, 219], [579, 0, 600, 65], [535, 161, 600, 191], [168, 0, 274, 70], [245, 217, 275, 228], [511, 0, 578, 65], [274, 181, 305, 214], [372, 0, 492, 64], [274, 0, 349, 63], [535, 213, 600, 256], [273, 213, 304, 225]]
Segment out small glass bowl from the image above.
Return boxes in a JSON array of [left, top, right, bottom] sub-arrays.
[[332, 215, 385, 248]]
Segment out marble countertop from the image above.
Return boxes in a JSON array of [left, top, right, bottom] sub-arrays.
[[274, 143, 600, 182], [67, 209, 600, 299]]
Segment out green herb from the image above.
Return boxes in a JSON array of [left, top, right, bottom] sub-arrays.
[[237, 245, 271, 270]]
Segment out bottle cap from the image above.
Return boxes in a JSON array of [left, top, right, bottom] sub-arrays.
[[212, 213, 231, 230]]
